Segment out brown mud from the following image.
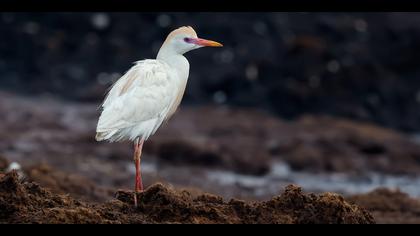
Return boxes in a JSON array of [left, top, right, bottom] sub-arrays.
[[1, 131, 419, 223], [348, 188, 420, 224], [0, 171, 374, 224]]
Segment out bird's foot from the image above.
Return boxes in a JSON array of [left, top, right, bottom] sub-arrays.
[[133, 190, 144, 208], [115, 189, 143, 207]]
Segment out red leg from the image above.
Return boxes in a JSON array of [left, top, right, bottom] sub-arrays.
[[133, 138, 144, 207], [135, 139, 144, 192]]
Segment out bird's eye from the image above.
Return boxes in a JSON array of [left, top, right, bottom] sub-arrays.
[[184, 37, 191, 43]]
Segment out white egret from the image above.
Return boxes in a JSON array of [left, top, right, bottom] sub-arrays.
[[95, 26, 222, 206]]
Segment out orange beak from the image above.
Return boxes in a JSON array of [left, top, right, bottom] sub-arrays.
[[191, 38, 223, 47]]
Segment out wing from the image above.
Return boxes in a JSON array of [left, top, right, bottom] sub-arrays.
[[96, 59, 176, 135]]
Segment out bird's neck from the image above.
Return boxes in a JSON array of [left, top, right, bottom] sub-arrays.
[[156, 49, 190, 80], [156, 46, 181, 63]]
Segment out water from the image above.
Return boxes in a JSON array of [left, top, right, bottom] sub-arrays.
[[129, 159, 420, 198], [208, 162, 420, 197]]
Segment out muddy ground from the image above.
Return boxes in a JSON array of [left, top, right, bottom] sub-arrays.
[[2, 154, 420, 224], [0, 170, 374, 224], [1, 91, 420, 223]]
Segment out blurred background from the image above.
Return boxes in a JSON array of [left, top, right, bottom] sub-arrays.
[[2, 12, 420, 204]]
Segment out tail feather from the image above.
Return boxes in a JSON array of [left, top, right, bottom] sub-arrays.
[[95, 130, 117, 142], [95, 132, 106, 141]]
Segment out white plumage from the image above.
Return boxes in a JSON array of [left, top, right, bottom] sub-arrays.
[[95, 26, 222, 143], [96, 59, 179, 142]]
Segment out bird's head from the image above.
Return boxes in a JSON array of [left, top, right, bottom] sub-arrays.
[[161, 26, 223, 55]]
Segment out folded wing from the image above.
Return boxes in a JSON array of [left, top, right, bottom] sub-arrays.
[[96, 59, 175, 141]]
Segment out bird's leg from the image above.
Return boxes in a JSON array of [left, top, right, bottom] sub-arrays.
[[135, 138, 144, 192], [133, 138, 144, 207]]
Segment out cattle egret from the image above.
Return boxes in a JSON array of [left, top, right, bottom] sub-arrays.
[[95, 26, 222, 206]]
